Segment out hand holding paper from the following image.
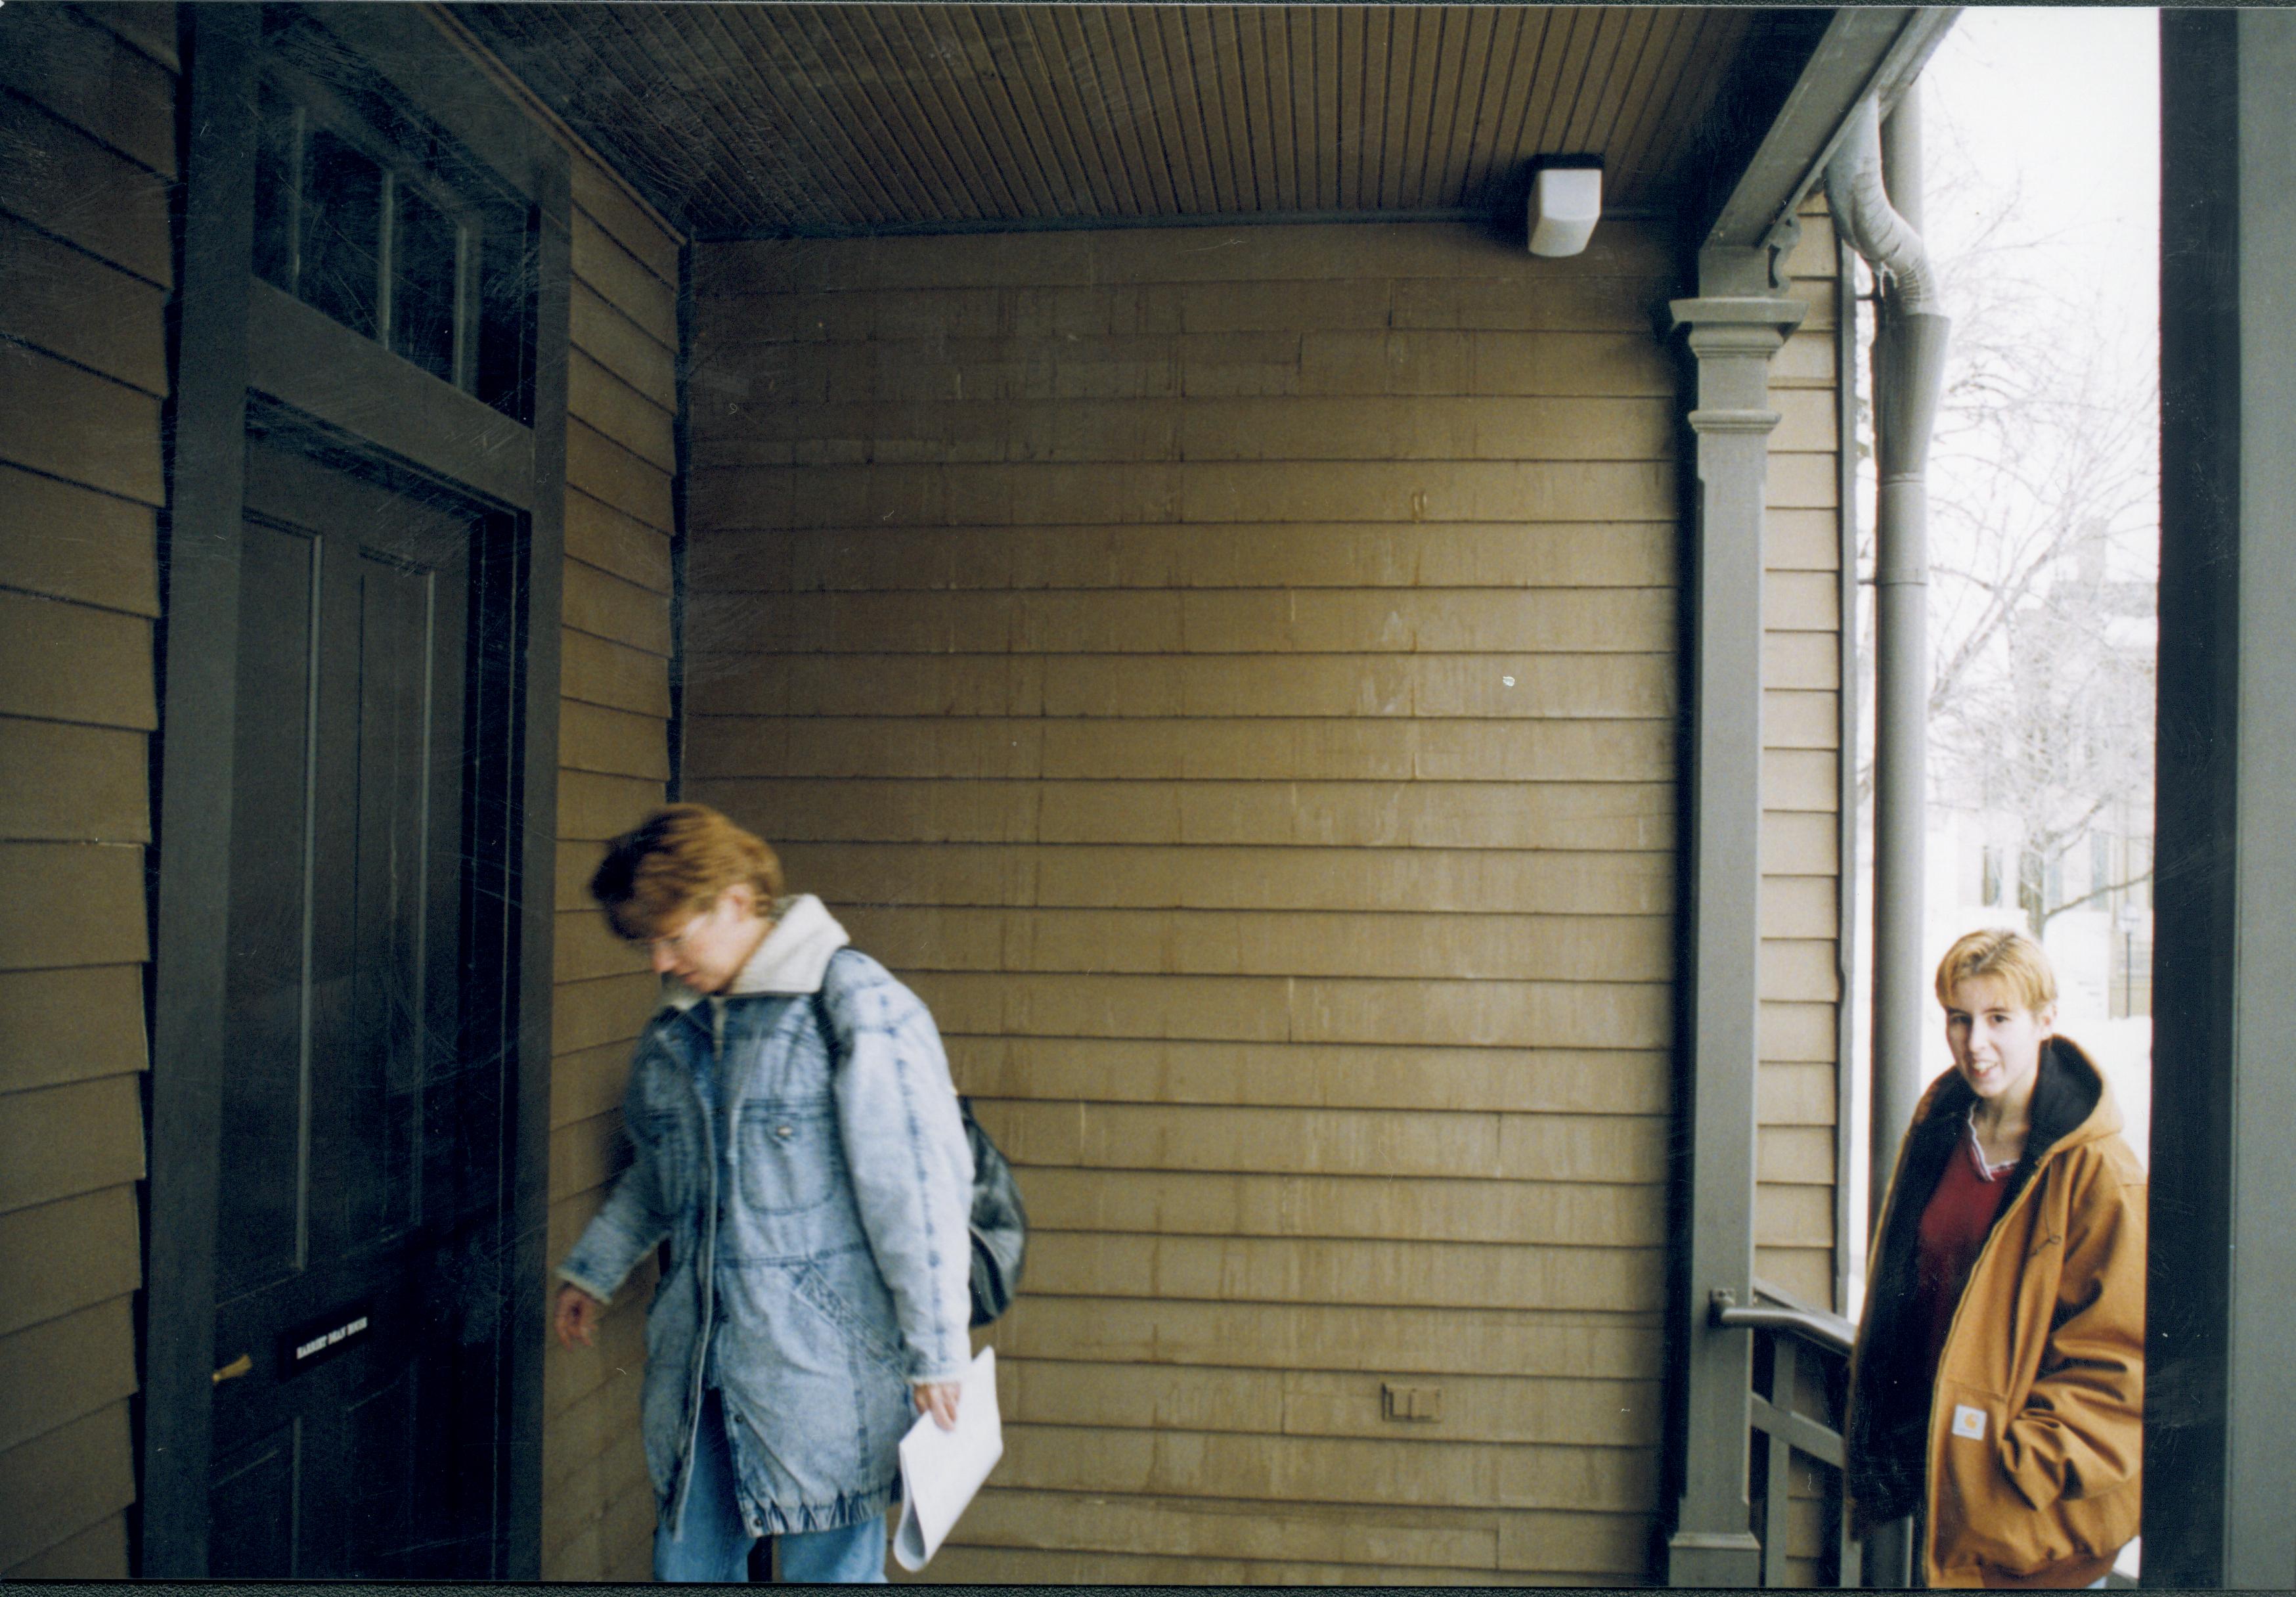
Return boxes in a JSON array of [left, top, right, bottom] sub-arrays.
[[891, 1345, 1003, 1571]]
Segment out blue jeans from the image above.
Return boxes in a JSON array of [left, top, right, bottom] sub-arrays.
[[653, 1390, 888, 1583]]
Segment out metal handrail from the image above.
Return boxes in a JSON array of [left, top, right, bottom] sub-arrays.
[[1711, 1278, 1865, 1585], [1710, 1280, 1857, 1359]]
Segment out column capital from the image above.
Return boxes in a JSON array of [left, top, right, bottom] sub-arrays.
[[1668, 294, 1809, 344]]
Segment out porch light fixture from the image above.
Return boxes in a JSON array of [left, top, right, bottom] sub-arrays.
[[1528, 156, 1603, 257]]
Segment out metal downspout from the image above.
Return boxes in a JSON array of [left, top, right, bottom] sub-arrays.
[[1828, 87, 1953, 1220], [1828, 83, 1951, 1590]]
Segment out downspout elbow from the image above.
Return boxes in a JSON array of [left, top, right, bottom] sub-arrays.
[[1828, 95, 1952, 490], [1826, 98, 1942, 318]]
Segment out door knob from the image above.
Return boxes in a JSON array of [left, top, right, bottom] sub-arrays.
[[213, 1353, 254, 1384]]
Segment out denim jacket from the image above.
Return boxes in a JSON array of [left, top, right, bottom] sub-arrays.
[[556, 896, 975, 1537]]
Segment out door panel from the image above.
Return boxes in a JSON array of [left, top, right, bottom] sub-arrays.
[[216, 519, 319, 1299], [207, 434, 496, 1577]]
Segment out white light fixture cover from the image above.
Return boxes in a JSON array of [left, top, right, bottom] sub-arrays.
[[1528, 166, 1602, 257]]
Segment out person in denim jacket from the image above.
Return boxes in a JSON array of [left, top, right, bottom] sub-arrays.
[[552, 805, 975, 1584]]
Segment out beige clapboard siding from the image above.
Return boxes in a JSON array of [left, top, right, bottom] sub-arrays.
[[998, 1359, 1661, 1446], [690, 717, 1673, 784], [950, 1037, 1667, 1115], [0, 11, 170, 1573], [3, 1512, 128, 1579], [685, 776, 1676, 852], [1000, 1293, 1660, 1378], [0, 1401, 135, 1573], [689, 520, 1674, 593], [539, 139, 680, 1582], [687, 219, 1681, 1581], [0, 1294, 135, 1455], [1758, 201, 1847, 1307]]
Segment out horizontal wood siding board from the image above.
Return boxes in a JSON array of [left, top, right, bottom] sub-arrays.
[[956, 1485, 1648, 1572], [997, 1297, 1657, 1383], [689, 776, 1674, 852], [687, 717, 1673, 784], [685, 589, 1675, 655], [552, 970, 659, 1057], [572, 279, 676, 406], [686, 457, 1675, 529], [560, 698, 671, 782], [975, 1100, 1666, 1181], [688, 394, 1677, 464], [1013, 1167, 1664, 1246], [71, 3, 179, 72], [0, 843, 146, 970], [0, 1188, 139, 1342], [563, 557, 674, 658], [3, 1510, 128, 1579], [0, 217, 170, 395], [0, 966, 146, 1095], [562, 627, 672, 720], [0, 1399, 135, 1571], [571, 207, 676, 348], [571, 157, 679, 283], [947, 1037, 1667, 1115], [0, 5, 175, 177], [751, 842, 1673, 917], [989, 1422, 1655, 1513], [0, 342, 167, 506], [0, 1293, 135, 1455], [0, 464, 159, 618], [0, 89, 171, 286], [927, 963, 1664, 1046], [1016, 1231, 1664, 1312], [0, 592, 155, 729], [688, 522, 1672, 592], [569, 347, 675, 474], [0, 1075, 144, 1216], [0, 718, 148, 842], [567, 418, 674, 530], [837, 905, 1671, 982]]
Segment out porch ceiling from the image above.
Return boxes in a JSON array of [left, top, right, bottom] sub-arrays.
[[456, 4, 1778, 240]]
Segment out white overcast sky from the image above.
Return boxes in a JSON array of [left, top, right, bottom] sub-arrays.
[[1922, 8, 2159, 365]]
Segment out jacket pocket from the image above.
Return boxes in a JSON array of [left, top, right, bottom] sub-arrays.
[[1932, 1382, 2137, 1578], [734, 1100, 841, 1216], [792, 1257, 908, 1375]]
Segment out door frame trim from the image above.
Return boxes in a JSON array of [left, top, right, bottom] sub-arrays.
[[143, 5, 567, 1577]]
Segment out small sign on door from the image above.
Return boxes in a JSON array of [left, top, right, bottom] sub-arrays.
[[278, 1301, 375, 1380]]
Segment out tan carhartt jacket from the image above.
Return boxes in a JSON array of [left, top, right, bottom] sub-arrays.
[[1846, 1038, 2146, 1588]]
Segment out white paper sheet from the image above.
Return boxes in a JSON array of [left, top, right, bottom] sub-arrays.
[[891, 1345, 1003, 1572]]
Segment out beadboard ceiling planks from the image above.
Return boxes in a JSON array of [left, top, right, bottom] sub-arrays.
[[458, 5, 1757, 238]]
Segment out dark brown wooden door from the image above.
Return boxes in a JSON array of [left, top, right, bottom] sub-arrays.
[[204, 434, 504, 1578]]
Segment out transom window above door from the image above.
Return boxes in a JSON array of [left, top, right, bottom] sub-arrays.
[[253, 58, 538, 426]]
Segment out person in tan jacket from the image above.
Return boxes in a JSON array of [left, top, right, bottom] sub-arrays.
[[1845, 928, 2145, 1588]]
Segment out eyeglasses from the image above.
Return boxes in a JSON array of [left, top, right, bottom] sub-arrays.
[[646, 910, 708, 956]]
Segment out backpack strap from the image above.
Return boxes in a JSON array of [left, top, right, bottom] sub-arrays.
[[807, 946, 860, 1069]]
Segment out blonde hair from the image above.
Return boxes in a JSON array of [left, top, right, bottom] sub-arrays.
[[590, 803, 784, 941], [1933, 926, 2058, 1015]]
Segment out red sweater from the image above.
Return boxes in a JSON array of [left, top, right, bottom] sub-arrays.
[[1914, 1122, 2016, 1388]]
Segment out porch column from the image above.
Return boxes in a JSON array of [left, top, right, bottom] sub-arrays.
[[2150, 11, 2296, 1584], [1665, 252, 1805, 1588]]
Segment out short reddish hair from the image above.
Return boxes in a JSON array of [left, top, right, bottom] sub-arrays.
[[1934, 926, 2058, 1014], [590, 804, 784, 941]]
